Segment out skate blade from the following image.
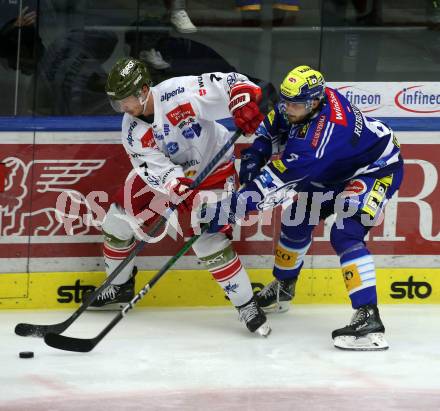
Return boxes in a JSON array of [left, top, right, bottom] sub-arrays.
[[255, 323, 272, 337], [261, 301, 290, 314], [333, 333, 389, 351]]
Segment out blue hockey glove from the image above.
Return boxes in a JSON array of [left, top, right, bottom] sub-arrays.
[[239, 147, 265, 185]]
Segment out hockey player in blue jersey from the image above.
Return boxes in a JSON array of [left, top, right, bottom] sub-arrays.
[[206, 65, 403, 350]]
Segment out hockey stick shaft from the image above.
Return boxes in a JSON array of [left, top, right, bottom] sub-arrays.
[[44, 225, 209, 352], [15, 128, 242, 337]]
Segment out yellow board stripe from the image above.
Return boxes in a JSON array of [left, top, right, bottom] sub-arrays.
[[0, 268, 439, 309]]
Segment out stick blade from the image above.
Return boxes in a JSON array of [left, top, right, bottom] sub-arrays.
[[15, 320, 69, 338], [15, 323, 50, 338], [44, 333, 96, 352]]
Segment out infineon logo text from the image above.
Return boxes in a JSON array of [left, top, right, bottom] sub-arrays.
[[395, 85, 440, 113], [337, 85, 381, 113]]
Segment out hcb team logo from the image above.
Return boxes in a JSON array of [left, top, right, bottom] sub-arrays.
[[0, 157, 105, 236]]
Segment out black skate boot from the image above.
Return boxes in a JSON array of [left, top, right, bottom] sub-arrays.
[[255, 277, 297, 313], [85, 267, 137, 310], [332, 304, 388, 351], [237, 297, 271, 337]]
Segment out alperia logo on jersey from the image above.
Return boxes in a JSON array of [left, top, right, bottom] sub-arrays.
[[127, 120, 137, 146], [161, 86, 185, 102]]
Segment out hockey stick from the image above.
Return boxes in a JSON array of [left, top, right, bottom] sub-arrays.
[[44, 224, 209, 352], [15, 128, 242, 338]]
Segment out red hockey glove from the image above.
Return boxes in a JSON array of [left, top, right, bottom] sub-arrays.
[[169, 177, 198, 214], [229, 84, 264, 135]]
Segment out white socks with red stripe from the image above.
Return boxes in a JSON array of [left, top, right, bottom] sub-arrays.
[[103, 241, 136, 285], [199, 246, 253, 307]]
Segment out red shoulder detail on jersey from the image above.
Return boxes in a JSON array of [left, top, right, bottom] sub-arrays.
[[311, 115, 327, 148], [166, 103, 196, 126], [141, 128, 157, 149], [326, 88, 347, 127]]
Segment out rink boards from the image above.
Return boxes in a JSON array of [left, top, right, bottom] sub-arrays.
[[1, 116, 440, 308], [0, 268, 439, 308], [1, 130, 440, 272]]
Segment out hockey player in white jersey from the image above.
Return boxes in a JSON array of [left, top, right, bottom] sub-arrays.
[[90, 57, 270, 336]]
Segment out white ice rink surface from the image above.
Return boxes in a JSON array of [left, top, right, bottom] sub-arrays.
[[1, 305, 440, 411]]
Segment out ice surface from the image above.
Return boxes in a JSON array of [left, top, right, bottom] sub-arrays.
[[1, 305, 440, 410]]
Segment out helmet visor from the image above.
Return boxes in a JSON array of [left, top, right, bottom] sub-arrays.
[[108, 94, 141, 113], [278, 98, 308, 115]]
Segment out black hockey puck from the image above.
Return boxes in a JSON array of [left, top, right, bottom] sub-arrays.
[[19, 351, 34, 359]]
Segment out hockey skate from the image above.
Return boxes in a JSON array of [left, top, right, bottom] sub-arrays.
[[332, 304, 389, 351], [84, 267, 137, 310], [237, 297, 271, 337], [255, 277, 297, 313]]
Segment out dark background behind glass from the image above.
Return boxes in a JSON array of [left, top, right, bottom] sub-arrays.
[[0, 0, 438, 116]]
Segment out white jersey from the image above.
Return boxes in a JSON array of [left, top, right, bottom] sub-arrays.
[[120, 72, 257, 193]]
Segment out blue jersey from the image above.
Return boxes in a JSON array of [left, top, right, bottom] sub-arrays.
[[244, 87, 402, 211]]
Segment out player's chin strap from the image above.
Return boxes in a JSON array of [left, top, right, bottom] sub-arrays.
[[140, 89, 152, 115]]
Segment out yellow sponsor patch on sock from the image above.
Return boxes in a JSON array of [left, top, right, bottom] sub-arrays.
[[342, 264, 362, 292], [275, 245, 298, 269]]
